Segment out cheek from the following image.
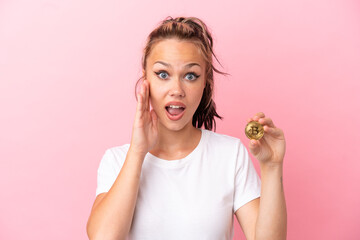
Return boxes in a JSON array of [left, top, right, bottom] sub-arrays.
[[194, 86, 205, 103], [148, 85, 162, 107], [150, 81, 169, 96]]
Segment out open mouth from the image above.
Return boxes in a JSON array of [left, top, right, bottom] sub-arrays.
[[165, 106, 185, 116]]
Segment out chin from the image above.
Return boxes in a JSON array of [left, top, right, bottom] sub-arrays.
[[159, 118, 192, 132], [161, 122, 186, 132]]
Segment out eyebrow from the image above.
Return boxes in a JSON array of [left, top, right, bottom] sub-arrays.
[[154, 61, 201, 69]]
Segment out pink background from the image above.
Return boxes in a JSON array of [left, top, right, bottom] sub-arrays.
[[1, 0, 359, 239]]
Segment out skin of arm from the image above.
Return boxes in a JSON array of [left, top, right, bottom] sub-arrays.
[[256, 162, 287, 239], [236, 112, 287, 240], [86, 148, 146, 240], [235, 162, 287, 240]]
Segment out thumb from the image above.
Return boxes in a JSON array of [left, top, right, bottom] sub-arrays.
[[151, 109, 158, 128], [248, 139, 260, 155]]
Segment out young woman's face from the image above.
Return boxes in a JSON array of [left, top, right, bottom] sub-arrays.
[[145, 38, 206, 131]]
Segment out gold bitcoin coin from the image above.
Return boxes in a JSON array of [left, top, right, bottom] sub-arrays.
[[245, 121, 264, 140]]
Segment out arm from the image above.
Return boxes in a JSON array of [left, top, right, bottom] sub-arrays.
[[236, 112, 287, 240], [87, 79, 158, 240], [256, 162, 287, 239], [235, 162, 286, 240], [86, 149, 145, 240]]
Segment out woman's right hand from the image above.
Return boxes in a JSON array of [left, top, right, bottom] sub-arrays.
[[129, 79, 159, 156]]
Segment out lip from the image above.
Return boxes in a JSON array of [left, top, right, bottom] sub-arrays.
[[165, 101, 186, 108]]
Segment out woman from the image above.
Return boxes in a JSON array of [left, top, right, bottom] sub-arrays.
[[87, 16, 287, 240]]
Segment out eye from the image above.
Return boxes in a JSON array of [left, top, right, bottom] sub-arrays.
[[154, 71, 200, 81], [154, 71, 169, 79], [185, 72, 200, 81]]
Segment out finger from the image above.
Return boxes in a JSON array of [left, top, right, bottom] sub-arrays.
[[136, 85, 143, 115], [248, 139, 260, 155], [264, 126, 283, 138], [148, 83, 152, 110], [136, 84, 144, 118], [151, 109, 158, 130], [253, 112, 265, 120], [259, 117, 276, 128], [144, 80, 150, 111], [142, 82, 147, 112]]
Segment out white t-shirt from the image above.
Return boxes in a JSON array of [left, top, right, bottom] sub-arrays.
[[96, 128, 261, 240]]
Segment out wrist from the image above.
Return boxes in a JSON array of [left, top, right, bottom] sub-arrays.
[[260, 160, 284, 172], [128, 146, 147, 159]]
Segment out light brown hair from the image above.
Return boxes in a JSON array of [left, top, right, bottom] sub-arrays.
[[135, 16, 229, 131]]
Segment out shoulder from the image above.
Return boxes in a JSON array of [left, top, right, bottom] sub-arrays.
[[100, 143, 130, 167], [106, 143, 130, 159]]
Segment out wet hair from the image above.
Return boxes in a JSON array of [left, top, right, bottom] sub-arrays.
[[135, 16, 230, 131]]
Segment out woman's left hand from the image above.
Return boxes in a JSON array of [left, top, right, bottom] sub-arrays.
[[247, 112, 286, 166]]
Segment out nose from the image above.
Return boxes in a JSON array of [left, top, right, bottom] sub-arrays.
[[169, 77, 185, 97]]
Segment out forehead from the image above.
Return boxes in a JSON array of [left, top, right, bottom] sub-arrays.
[[148, 39, 205, 65]]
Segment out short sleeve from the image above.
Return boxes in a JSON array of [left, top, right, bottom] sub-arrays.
[[233, 140, 261, 213], [95, 148, 122, 197]]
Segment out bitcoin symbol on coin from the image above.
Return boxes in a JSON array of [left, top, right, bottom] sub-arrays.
[[245, 121, 264, 140]]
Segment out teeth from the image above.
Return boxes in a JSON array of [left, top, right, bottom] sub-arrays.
[[168, 105, 183, 109]]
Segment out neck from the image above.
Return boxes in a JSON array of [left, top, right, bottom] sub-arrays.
[[151, 122, 201, 156]]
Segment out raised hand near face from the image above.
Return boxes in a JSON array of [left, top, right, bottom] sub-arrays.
[[130, 79, 159, 156]]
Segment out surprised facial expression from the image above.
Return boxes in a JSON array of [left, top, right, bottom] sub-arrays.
[[145, 38, 206, 131]]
